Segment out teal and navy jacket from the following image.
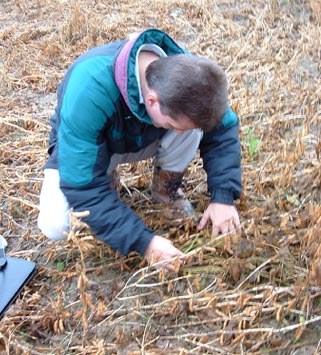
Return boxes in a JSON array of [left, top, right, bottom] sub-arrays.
[[45, 29, 242, 256]]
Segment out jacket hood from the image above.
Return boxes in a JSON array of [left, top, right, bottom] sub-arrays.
[[114, 28, 185, 124]]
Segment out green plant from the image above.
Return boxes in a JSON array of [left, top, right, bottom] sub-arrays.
[[56, 262, 65, 271], [244, 127, 261, 160]]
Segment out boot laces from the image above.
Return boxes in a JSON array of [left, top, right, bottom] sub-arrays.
[[165, 177, 183, 200]]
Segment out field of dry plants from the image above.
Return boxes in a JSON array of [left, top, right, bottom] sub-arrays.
[[0, 0, 321, 354]]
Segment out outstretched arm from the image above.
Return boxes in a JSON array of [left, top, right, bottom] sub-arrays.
[[199, 107, 242, 234]]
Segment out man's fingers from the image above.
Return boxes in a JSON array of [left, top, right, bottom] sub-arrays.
[[234, 217, 241, 233], [211, 225, 220, 236], [197, 212, 209, 231], [212, 217, 241, 236], [228, 219, 236, 233], [230, 216, 241, 233], [145, 235, 187, 271], [220, 223, 229, 235], [153, 254, 186, 272]]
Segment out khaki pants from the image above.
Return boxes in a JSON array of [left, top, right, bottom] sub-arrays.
[[37, 129, 202, 241]]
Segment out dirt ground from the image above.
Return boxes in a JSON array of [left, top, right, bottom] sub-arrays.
[[0, 0, 320, 354]]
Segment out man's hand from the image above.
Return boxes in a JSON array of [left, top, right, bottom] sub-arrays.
[[144, 235, 187, 272], [197, 203, 241, 236]]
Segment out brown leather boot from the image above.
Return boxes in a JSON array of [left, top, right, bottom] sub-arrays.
[[109, 168, 120, 191], [151, 167, 195, 220]]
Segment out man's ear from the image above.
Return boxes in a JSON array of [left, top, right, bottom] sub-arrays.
[[145, 90, 159, 108]]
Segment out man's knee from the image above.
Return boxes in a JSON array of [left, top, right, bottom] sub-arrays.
[[38, 169, 70, 241], [37, 212, 69, 241]]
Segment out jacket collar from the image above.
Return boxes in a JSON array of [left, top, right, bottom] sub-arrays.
[[114, 29, 185, 124]]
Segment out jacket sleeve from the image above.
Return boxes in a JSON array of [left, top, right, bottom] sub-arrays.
[[60, 178, 154, 256], [199, 107, 242, 205], [57, 58, 154, 256]]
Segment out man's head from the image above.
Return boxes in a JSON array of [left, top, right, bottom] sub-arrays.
[[144, 54, 228, 132]]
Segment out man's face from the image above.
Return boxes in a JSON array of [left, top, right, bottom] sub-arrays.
[[146, 99, 196, 134]]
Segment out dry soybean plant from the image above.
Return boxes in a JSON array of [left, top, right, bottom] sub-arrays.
[[0, 0, 320, 354]]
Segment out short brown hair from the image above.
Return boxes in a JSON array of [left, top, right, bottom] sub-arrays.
[[145, 54, 228, 131]]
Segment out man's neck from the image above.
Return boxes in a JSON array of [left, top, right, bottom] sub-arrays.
[[138, 51, 159, 99]]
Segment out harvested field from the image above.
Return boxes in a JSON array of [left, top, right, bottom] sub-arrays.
[[0, 0, 320, 354]]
